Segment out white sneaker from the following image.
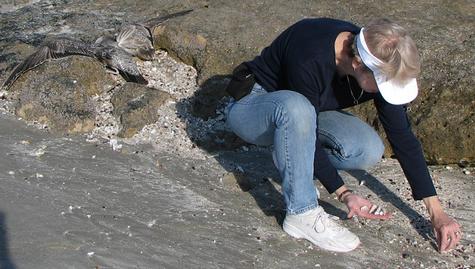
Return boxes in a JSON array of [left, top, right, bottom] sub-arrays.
[[283, 206, 360, 252]]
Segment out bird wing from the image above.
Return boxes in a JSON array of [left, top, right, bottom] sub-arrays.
[[1, 46, 51, 90], [1, 38, 94, 90], [116, 56, 148, 84], [116, 25, 139, 46], [142, 9, 193, 29], [47, 37, 95, 58], [116, 24, 155, 61]]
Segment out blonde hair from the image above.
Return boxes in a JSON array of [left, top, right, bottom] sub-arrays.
[[363, 18, 421, 84]]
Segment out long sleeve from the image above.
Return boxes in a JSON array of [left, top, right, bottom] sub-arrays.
[[314, 135, 345, 193], [374, 94, 437, 200]]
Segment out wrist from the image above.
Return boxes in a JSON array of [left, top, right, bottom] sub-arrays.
[[423, 195, 444, 218], [337, 189, 354, 203], [335, 185, 348, 196]]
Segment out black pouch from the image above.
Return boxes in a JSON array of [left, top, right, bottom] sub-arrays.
[[225, 63, 255, 100]]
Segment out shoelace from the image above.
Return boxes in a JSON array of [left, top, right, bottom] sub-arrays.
[[313, 211, 345, 233]]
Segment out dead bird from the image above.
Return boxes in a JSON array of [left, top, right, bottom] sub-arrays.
[[1, 9, 193, 89], [94, 36, 147, 84], [116, 9, 193, 61], [1, 36, 147, 89]]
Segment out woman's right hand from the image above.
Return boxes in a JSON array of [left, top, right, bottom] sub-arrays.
[[342, 192, 392, 220]]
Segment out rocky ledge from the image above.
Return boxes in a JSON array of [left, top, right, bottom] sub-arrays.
[[1, 0, 473, 165]]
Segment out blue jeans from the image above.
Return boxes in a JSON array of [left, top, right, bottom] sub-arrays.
[[226, 83, 384, 215]]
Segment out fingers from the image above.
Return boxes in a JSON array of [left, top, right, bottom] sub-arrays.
[[359, 205, 392, 220], [348, 205, 392, 220], [347, 208, 356, 219], [438, 229, 449, 252], [452, 230, 462, 248], [347, 201, 368, 219], [343, 194, 392, 220], [447, 231, 459, 251], [446, 228, 462, 252], [369, 204, 378, 214], [359, 209, 392, 220], [437, 224, 462, 252]]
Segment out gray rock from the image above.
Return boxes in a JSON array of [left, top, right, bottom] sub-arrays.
[[111, 82, 172, 138], [10, 56, 115, 134]]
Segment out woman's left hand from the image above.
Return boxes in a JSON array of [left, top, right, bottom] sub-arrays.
[[431, 211, 462, 252], [423, 195, 462, 252], [342, 192, 392, 220]]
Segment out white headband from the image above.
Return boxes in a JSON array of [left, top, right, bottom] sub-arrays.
[[356, 28, 385, 79]]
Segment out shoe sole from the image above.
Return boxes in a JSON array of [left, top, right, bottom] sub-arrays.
[[283, 222, 360, 253]]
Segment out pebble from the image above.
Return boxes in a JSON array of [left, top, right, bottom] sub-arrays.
[[32, 148, 46, 157], [0, 90, 7, 98], [463, 170, 471, 175], [109, 139, 122, 151], [147, 220, 156, 227]]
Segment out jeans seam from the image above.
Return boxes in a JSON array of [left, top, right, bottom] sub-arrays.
[[282, 106, 293, 212], [278, 102, 316, 214], [318, 128, 348, 161], [231, 98, 285, 114]]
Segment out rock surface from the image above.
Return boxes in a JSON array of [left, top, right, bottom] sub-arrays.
[[9, 56, 115, 134], [111, 83, 172, 138], [1, 0, 473, 164]]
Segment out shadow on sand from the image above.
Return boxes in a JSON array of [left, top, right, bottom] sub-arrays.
[[348, 169, 435, 244], [0, 212, 16, 269]]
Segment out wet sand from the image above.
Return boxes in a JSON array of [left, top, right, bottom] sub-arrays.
[[0, 111, 473, 268]]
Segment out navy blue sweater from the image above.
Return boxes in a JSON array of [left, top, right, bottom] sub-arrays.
[[245, 18, 436, 200]]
